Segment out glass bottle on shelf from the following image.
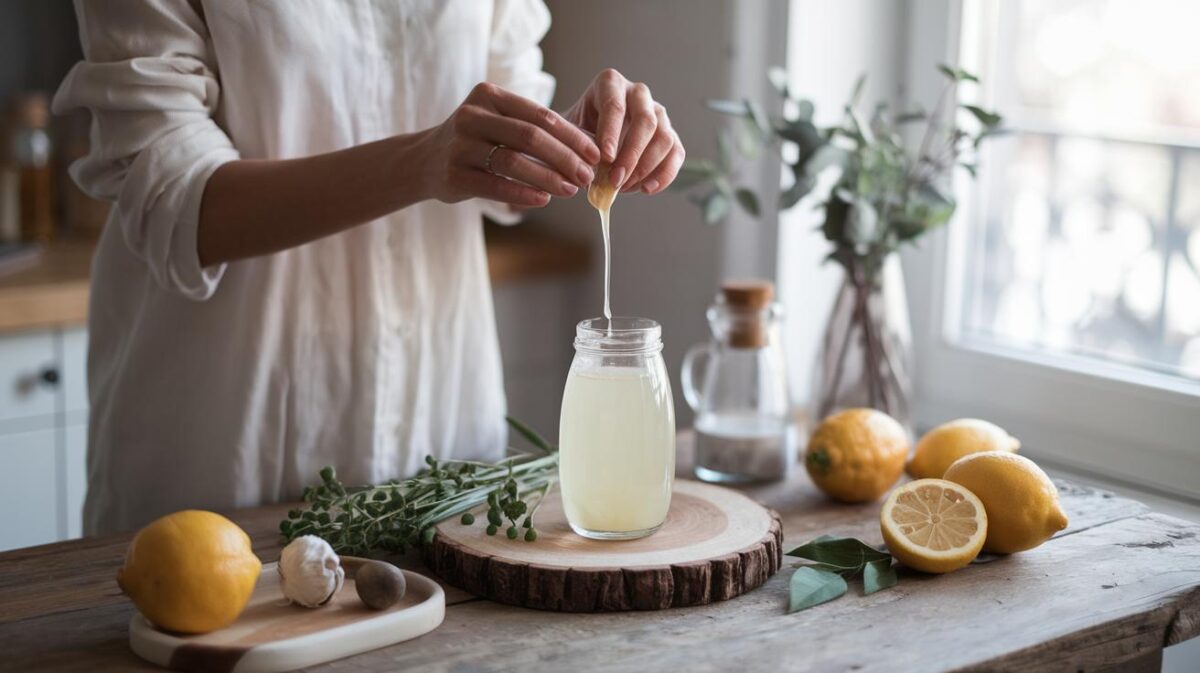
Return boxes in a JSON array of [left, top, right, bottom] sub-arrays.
[[10, 93, 55, 243], [682, 281, 794, 483]]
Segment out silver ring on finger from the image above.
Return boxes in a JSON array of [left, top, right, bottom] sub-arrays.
[[484, 144, 505, 174]]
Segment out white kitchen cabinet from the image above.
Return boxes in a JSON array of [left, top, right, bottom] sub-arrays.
[[0, 328, 89, 550], [0, 427, 60, 551], [0, 331, 58, 425]]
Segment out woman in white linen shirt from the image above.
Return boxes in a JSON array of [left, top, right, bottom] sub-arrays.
[[53, 0, 684, 534]]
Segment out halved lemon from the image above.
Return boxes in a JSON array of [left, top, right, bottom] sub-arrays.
[[880, 479, 988, 574]]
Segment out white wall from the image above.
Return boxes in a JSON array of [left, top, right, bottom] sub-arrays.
[[499, 0, 741, 436]]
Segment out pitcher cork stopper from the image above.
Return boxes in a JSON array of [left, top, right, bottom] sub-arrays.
[[721, 280, 774, 310], [719, 280, 774, 349]]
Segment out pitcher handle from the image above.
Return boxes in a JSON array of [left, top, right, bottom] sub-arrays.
[[680, 343, 710, 412]]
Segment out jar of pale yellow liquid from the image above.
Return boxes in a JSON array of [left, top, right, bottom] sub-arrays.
[[559, 317, 676, 540]]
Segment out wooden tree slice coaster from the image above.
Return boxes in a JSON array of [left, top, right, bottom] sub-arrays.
[[425, 479, 783, 612]]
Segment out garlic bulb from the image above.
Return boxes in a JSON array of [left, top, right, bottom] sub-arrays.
[[278, 535, 344, 607]]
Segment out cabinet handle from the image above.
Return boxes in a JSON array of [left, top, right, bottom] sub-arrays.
[[39, 367, 60, 386]]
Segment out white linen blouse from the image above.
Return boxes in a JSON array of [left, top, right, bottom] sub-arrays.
[[53, 0, 555, 534]]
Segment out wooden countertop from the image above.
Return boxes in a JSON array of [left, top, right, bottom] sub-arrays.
[[0, 225, 589, 335], [1, 433, 1198, 672]]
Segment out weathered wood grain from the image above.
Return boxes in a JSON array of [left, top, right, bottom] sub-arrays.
[[0, 433, 1195, 673], [425, 480, 783, 612]]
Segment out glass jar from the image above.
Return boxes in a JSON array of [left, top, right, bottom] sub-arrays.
[[559, 317, 676, 540], [682, 281, 794, 483]]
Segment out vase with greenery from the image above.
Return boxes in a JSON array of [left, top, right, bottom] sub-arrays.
[[673, 64, 1003, 429]]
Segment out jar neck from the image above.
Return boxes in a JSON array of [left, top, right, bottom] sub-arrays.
[[573, 317, 663, 357]]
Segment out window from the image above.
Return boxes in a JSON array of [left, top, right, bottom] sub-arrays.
[[904, 0, 1200, 498], [959, 0, 1200, 382]]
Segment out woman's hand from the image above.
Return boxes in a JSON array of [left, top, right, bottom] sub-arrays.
[[563, 69, 685, 195], [421, 82, 602, 208]]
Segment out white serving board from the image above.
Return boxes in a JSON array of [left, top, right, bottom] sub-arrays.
[[129, 562, 445, 673]]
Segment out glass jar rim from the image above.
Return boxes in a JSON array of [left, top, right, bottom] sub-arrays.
[[574, 317, 663, 354]]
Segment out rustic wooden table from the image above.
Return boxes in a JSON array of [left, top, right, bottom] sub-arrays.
[[2, 434, 1198, 672]]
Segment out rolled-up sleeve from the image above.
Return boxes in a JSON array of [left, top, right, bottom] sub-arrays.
[[53, 0, 239, 300], [488, 0, 555, 108], [482, 0, 556, 224]]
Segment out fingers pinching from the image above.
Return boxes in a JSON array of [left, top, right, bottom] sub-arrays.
[[610, 82, 658, 189], [623, 105, 675, 192], [594, 68, 627, 164], [640, 141, 685, 195]]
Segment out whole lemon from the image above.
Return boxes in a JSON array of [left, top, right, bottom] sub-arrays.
[[908, 418, 1019, 479], [805, 408, 909, 503], [117, 510, 262, 634], [943, 452, 1069, 554]]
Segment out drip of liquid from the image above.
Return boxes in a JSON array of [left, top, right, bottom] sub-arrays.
[[587, 163, 618, 325]]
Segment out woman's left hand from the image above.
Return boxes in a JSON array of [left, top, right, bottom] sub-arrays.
[[563, 68, 685, 195]]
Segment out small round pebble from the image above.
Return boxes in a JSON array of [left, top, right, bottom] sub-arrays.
[[355, 560, 407, 610]]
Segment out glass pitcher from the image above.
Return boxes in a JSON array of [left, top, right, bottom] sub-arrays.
[[559, 317, 676, 540], [682, 281, 794, 483]]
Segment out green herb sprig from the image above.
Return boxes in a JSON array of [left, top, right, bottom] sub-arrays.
[[280, 416, 558, 555], [785, 535, 898, 613]]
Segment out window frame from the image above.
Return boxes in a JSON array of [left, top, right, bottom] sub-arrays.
[[901, 0, 1200, 499]]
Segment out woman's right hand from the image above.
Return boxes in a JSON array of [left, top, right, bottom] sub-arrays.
[[420, 82, 602, 208]]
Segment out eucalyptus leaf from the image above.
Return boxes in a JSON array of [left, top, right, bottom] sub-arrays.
[[745, 99, 770, 136], [779, 173, 816, 209], [717, 131, 734, 173], [794, 99, 815, 122], [961, 104, 1002, 129], [775, 118, 823, 156], [767, 66, 790, 98], [669, 159, 720, 191], [735, 118, 765, 159], [735, 188, 760, 217], [804, 145, 849, 176], [846, 199, 879, 247], [705, 98, 749, 117], [821, 193, 851, 244], [848, 73, 867, 107], [788, 567, 848, 613], [787, 535, 890, 569], [863, 559, 898, 594], [703, 191, 730, 225], [937, 63, 980, 83]]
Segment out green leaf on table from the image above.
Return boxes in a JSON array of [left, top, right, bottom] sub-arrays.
[[863, 558, 898, 594], [706, 98, 749, 117], [734, 188, 760, 217], [702, 191, 731, 225], [961, 104, 1002, 129], [938, 63, 980, 83], [788, 566, 848, 613], [787, 535, 891, 570]]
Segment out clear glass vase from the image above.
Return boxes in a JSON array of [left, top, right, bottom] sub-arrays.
[[811, 256, 913, 431]]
